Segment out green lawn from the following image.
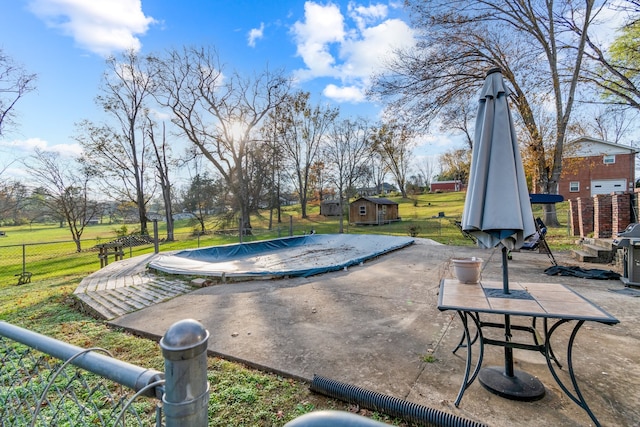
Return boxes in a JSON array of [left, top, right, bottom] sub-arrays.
[[0, 191, 575, 426]]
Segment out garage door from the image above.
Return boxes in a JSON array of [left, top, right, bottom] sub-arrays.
[[591, 179, 626, 196]]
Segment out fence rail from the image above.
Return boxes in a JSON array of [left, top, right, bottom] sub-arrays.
[[0, 320, 394, 427], [0, 211, 571, 288], [0, 218, 452, 287]]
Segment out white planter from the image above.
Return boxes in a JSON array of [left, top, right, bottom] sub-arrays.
[[452, 257, 482, 284]]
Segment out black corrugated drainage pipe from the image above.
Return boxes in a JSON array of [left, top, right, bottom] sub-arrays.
[[310, 375, 487, 427]]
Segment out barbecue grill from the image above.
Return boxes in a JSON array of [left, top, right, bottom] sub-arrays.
[[614, 223, 640, 287]]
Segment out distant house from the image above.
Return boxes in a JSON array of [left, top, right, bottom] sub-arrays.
[[349, 197, 400, 225], [559, 137, 637, 200], [430, 180, 465, 192], [320, 200, 342, 216], [357, 182, 397, 197]]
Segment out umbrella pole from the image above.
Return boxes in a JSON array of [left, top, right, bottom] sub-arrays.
[[501, 246, 514, 376], [478, 245, 544, 400], [504, 313, 514, 377], [502, 246, 509, 294]]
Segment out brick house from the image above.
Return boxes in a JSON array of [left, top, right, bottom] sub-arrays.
[[349, 197, 400, 225], [430, 180, 466, 192], [559, 137, 637, 200]]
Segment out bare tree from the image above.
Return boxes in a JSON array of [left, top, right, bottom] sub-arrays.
[[273, 91, 339, 218], [371, 120, 415, 198], [415, 156, 437, 190], [571, 107, 637, 143], [438, 99, 476, 150], [27, 150, 99, 252], [261, 111, 288, 227], [150, 46, 290, 234], [371, 0, 602, 225], [0, 49, 36, 137], [367, 152, 388, 195], [325, 117, 373, 232], [147, 120, 174, 241], [77, 50, 155, 235]]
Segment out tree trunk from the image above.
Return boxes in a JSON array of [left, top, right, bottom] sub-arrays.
[[74, 238, 82, 253]]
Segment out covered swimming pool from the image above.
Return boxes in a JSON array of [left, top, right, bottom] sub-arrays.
[[148, 234, 415, 279]]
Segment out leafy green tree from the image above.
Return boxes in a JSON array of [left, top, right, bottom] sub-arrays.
[[182, 172, 230, 233], [581, 11, 640, 110], [0, 181, 30, 225], [437, 148, 472, 183]]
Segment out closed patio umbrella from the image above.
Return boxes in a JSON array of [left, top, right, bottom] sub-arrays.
[[461, 67, 536, 255], [461, 67, 543, 400]]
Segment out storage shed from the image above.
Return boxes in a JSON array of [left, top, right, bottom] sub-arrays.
[[320, 200, 342, 216], [349, 197, 400, 225]]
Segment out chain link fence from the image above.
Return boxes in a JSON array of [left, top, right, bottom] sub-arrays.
[[0, 319, 218, 427], [0, 333, 162, 426], [0, 219, 452, 287], [0, 209, 571, 288]]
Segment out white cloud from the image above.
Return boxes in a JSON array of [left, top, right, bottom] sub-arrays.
[[323, 84, 365, 103], [348, 2, 388, 31], [339, 18, 414, 80], [0, 137, 83, 157], [248, 22, 265, 47], [291, 2, 345, 79], [28, 0, 155, 56], [291, 1, 415, 103], [589, 1, 628, 47]]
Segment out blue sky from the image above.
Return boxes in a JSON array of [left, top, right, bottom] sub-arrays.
[[1, 0, 449, 178]]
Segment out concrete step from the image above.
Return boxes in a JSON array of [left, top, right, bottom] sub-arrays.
[[571, 248, 616, 264], [582, 243, 615, 257], [581, 237, 616, 251], [74, 265, 196, 320]]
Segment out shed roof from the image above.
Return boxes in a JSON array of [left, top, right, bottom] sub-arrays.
[[355, 197, 398, 205]]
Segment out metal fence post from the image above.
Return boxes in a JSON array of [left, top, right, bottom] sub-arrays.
[[153, 220, 159, 254], [22, 244, 26, 274], [160, 319, 210, 427]]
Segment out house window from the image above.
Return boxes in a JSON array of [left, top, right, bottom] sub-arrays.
[[359, 205, 366, 215], [570, 181, 580, 192], [603, 155, 615, 164], [381, 205, 387, 214]]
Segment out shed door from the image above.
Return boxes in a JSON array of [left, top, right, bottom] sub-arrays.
[[590, 179, 626, 196]]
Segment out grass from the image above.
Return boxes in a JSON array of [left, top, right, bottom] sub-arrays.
[[0, 192, 577, 426]]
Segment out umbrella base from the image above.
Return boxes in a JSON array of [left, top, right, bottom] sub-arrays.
[[478, 366, 545, 401]]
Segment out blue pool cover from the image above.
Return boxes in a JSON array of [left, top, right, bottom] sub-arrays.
[[148, 234, 415, 278]]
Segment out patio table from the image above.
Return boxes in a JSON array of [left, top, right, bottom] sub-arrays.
[[438, 278, 619, 427]]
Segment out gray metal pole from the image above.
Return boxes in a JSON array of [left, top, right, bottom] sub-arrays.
[[160, 319, 210, 427], [153, 219, 159, 254], [0, 321, 164, 396], [289, 215, 293, 236]]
